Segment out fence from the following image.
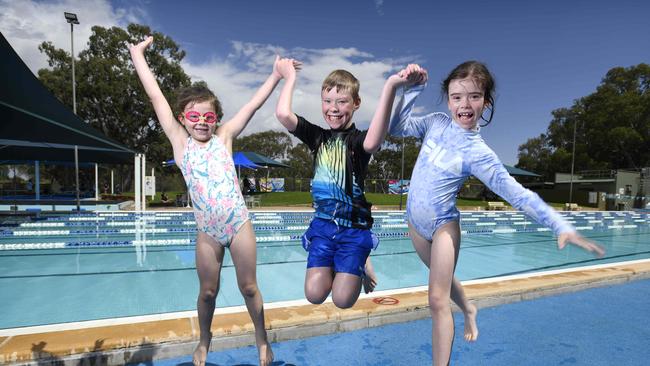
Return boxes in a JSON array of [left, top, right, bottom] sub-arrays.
[[254, 178, 408, 194]]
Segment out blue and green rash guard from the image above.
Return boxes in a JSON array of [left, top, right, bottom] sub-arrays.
[[389, 84, 574, 241], [291, 115, 373, 229]]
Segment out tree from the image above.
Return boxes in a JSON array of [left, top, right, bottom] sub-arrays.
[[368, 135, 421, 180], [517, 63, 650, 177], [516, 134, 555, 181], [233, 130, 293, 161], [284, 142, 313, 179], [38, 24, 191, 189]]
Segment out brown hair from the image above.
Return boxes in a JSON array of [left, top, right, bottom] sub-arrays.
[[442, 61, 496, 126], [322, 70, 360, 102], [174, 83, 224, 121]]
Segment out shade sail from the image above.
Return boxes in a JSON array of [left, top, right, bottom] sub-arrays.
[[232, 152, 260, 169], [0, 33, 136, 164], [504, 165, 541, 177], [239, 151, 289, 168]]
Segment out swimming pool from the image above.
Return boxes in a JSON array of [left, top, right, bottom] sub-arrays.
[[0, 210, 648, 330]]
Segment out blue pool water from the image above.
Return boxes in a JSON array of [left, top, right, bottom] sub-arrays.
[[0, 210, 649, 329]]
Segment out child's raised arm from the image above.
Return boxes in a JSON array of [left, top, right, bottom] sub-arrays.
[[128, 36, 186, 152], [274, 58, 301, 132], [388, 65, 431, 140], [220, 56, 301, 142], [364, 64, 428, 153]]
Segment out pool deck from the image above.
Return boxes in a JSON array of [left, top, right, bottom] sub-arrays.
[[2, 259, 649, 365]]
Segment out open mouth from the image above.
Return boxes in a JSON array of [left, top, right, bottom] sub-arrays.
[[328, 114, 343, 121], [457, 112, 474, 121]]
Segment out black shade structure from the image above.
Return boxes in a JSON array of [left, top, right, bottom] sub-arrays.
[[0, 32, 137, 164], [504, 165, 541, 177], [238, 151, 289, 168]]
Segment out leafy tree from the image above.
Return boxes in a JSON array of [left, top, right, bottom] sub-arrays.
[[517, 63, 650, 177], [234, 130, 294, 181], [368, 135, 421, 180], [234, 130, 293, 161], [38, 24, 191, 189], [284, 142, 313, 179]]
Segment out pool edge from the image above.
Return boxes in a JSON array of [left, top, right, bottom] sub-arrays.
[[2, 259, 650, 365]]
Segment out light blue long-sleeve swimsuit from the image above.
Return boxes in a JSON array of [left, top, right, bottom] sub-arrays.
[[389, 84, 574, 241]]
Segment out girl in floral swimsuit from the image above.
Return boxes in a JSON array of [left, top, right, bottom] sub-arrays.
[[181, 132, 248, 246], [130, 36, 299, 366]]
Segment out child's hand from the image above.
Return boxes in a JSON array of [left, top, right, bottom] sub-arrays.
[[274, 56, 302, 79], [388, 64, 428, 88], [128, 36, 153, 55], [399, 64, 428, 86], [557, 231, 605, 257]]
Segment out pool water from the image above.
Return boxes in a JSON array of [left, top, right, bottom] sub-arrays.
[[0, 210, 648, 329]]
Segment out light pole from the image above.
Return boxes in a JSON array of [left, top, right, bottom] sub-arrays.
[[568, 117, 578, 205], [399, 136, 405, 210], [65, 12, 80, 210], [64, 12, 79, 114]]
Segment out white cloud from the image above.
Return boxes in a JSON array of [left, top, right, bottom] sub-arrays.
[[375, 0, 384, 16], [0, 0, 145, 73], [2, 0, 423, 140], [185, 42, 413, 136]]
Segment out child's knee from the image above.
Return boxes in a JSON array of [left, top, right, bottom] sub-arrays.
[[332, 296, 355, 309], [428, 292, 451, 311], [238, 282, 259, 298], [199, 286, 218, 302], [305, 289, 328, 304]]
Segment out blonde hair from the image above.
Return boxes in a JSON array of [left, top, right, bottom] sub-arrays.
[[322, 70, 360, 102]]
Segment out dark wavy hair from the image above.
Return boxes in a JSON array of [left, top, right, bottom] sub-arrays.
[[174, 83, 224, 122], [442, 61, 496, 126]]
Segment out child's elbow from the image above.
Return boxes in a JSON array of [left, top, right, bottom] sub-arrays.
[[275, 109, 292, 123], [363, 140, 380, 153]]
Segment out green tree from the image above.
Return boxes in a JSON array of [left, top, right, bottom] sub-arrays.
[[234, 130, 293, 160], [284, 142, 313, 179], [232, 130, 294, 186], [368, 135, 421, 180], [516, 134, 551, 175], [517, 63, 650, 177], [38, 24, 191, 189]]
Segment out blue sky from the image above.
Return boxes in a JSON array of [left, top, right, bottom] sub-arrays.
[[2, 0, 649, 164]]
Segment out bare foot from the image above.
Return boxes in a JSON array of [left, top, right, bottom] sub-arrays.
[[192, 332, 212, 366], [258, 340, 274, 366], [362, 260, 378, 294], [463, 303, 479, 342]]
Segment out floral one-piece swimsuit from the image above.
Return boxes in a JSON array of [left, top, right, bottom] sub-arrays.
[[180, 135, 249, 246]]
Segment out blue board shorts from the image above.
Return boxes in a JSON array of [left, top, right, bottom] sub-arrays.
[[302, 218, 378, 276]]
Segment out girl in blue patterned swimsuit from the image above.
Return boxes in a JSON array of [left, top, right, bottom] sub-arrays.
[[130, 36, 298, 366], [389, 62, 605, 366]]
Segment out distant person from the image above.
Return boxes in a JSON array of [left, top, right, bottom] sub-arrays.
[[242, 175, 252, 195], [26, 179, 33, 193], [389, 62, 606, 365], [160, 191, 169, 203], [51, 178, 61, 194], [275, 59, 420, 309], [129, 36, 298, 366]]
